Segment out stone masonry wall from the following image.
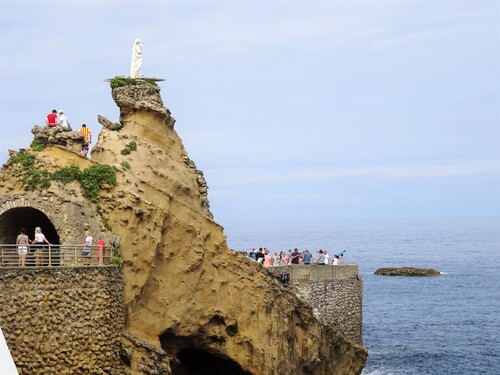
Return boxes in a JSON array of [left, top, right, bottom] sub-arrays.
[[267, 265, 363, 344], [0, 266, 124, 375]]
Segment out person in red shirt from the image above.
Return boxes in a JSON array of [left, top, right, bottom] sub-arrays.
[[46, 109, 59, 127], [96, 239, 106, 264]]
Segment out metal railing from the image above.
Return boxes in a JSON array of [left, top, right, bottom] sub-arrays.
[[0, 244, 117, 268]]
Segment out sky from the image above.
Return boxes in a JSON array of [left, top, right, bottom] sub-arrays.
[[0, 0, 499, 222]]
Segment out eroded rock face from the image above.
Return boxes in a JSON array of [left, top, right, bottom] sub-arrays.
[[31, 125, 85, 154], [374, 267, 440, 276], [1, 80, 368, 374]]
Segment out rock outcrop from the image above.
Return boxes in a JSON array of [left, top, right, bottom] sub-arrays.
[[31, 125, 85, 154], [374, 267, 440, 276], [0, 80, 367, 374]]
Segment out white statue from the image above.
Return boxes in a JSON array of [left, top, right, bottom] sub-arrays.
[[130, 38, 143, 78]]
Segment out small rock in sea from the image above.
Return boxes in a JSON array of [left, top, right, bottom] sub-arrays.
[[374, 267, 440, 276]]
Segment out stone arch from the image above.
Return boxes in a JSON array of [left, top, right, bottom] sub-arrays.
[[0, 207, 60, 245], [160, 331, 251, 375]]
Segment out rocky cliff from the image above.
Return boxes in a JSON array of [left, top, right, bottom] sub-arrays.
[[0, 80, 367, 374]]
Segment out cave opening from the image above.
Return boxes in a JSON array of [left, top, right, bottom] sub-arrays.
[[171, 348, 252, 375], [0, 207, 60, 245]]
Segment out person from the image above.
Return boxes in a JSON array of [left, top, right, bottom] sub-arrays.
[[96, 239, 105, 265], [273, 252, 281, 266], [302, 249, 312, 265], [254, 247, 264, 264], [290, 248, 300, 265], [248, 248, 256, 260], [82, 230, 94, 265], [31, 227, 51, 267], [317, 249, 326, 265], [58, 110, 71, 129], [263, 249, 273, 267], [324, 251, 330, 265], [16, 228, 30, 267], [332, 255, 340, 265], [46, 109, 59, 127], [280, 251, 289, 265], [79, 124, 92, 157]]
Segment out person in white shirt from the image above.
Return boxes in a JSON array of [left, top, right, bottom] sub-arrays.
[[332, 255, 340, 265], [58, 110, 71, 129]]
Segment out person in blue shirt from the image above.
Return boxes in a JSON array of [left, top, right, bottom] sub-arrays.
[[302, 249, 313, 264]]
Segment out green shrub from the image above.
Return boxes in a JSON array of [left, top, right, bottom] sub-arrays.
[[9, 151, 36, 168], [80, 164, 117, 201], [120, 147, 131, 155], [23, 169, 51, 189], [109, 76, 137, 89], [120, 141, 138, 155], [128, 141, 137, 151], [110, 256, 123, 265], [52, 164, 82, 183], [30, 139, 46, 152], [121, 161, 131, 170]]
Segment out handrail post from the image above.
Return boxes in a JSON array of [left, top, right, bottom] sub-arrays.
[[48, 245, 52, 267]]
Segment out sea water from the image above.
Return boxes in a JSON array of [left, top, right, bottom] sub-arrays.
[[221, 217, 500, 375]]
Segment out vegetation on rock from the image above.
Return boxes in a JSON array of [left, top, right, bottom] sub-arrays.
[[121, 161, 131, 170], [8, 152, 116, 201], [109, 76, 137, 89], [30, 139, 46, 152], [110, 76, 159, 90], [120, 141, 137, 155], [80, 164, 117, 201], [8, 150, 36, 168]]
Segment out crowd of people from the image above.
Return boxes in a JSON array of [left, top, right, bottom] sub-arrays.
[[244, 247, 343, 267], [45, 109, 92, 157]]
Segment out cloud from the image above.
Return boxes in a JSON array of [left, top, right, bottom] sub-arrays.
[[371, 30, 436, 50], [206, 160, 500, 185]]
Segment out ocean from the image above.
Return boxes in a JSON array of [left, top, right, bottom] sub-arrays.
[[221, 217, 500, 375]]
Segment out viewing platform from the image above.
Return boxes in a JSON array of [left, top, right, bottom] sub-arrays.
[[0, 244, 118, 267], [268, 264, 360, 282]]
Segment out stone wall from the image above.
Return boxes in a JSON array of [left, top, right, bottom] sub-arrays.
[[267, 265, 363, 344], [0, 266, 124, 375]]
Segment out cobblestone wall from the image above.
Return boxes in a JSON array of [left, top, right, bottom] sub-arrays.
[[267, 265, 363, 344], [0, 266, 125, 375]]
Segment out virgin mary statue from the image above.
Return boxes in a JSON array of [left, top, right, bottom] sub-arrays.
[[130, 39, 143, 79]]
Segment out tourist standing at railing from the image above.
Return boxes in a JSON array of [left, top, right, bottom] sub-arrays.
[[317, 250, 326, 265], [263, 249, 273, 267], [280, 251, 289, 265], [82, 230, 94, 265], [31, 227, 51, 267], [302, 249, 312, 265], [273, 252, 281, 266], [96, 239, 105, 265], [16, 228, 30, 267], [332, 255, 340, 265], [255, 248, 265, 264], [290, 248, 300, 264]]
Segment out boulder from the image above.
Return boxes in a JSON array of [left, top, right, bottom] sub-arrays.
[[31, 125, 85, 154]]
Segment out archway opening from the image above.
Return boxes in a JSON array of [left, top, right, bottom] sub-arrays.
[[160, 331, 251, 375], [0, 207, 60, 245], [172, 348, 251, 375]]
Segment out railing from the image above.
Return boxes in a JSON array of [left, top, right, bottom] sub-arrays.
[[0, 244, 117, 268]]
